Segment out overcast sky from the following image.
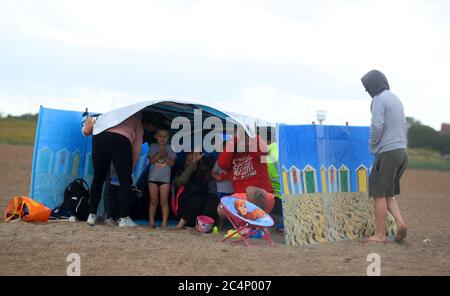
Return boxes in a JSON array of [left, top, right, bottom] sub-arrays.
[[0, 0, 449, 130]]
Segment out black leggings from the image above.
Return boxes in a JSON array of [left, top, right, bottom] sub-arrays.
[[179, 193, 219, 227], [89, 132, 133, 218]]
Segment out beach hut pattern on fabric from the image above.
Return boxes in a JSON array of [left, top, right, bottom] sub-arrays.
[[281, 166, 290, 195], [36, 147, 53, 174], [356, 164, 369, 193], [338, 165, 350, 193], [327, 165, 338, 193], [71, 149, 81, 176], [320, 165, 327, 193], [302, 165, 317, 194], [281, 163, 365, 194], [278, 125, 374, 194], [278, 125, 396, 246], [289, 165, 302, 195]]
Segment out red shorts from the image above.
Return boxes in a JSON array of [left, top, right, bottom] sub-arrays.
[[231, 191, 275, 213]]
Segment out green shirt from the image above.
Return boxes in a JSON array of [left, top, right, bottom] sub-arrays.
[[267, 142, 281, 198]]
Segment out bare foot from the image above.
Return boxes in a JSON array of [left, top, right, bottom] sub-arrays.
[[361, 235, 386, 243], [395, 224, 408, 242]]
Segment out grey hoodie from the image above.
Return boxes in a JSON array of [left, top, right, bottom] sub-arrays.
[[361, 70, 407, 154], [361, 70, 390, 98]]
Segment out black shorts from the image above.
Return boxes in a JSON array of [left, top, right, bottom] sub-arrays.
[[149, 181, 170, 186], [369, 149, 408, 198]]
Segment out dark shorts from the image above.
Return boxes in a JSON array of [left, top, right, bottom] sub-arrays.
[[369, 149, 408, 198], [149, 181, 170, 186]]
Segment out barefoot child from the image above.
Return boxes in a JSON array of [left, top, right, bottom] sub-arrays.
[[148, 127, 176, 227]]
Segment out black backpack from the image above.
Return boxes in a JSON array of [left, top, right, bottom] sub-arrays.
[[129, 187, 149, 221], [60, 178, 90, 221]]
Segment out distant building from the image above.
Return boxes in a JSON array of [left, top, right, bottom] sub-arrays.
[[441, 123, 450, 135]]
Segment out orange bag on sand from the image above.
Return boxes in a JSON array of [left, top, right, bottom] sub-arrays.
[[4, 196, 51, 223]]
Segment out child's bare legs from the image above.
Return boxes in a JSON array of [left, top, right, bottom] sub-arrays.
[[368, 197, 388, 242], [159, 184, 170, 227], [216, 204, 227, 231], [217, 216, 225, 231], [148, 182, 159, 227], [217, 204, 226, 219], [386, 197, 408, 241]]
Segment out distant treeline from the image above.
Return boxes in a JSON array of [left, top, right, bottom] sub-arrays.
[[0, 113, 38, 121], [0, 114, 38, 145], [407, 117, 450, 155]]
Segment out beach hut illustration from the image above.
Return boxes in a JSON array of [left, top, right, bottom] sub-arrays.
[[289, 166, 302, 194], [281, 165, 290, 195], [36, 147, 53, 174], [302, 165, 317, 193], [356, 164, 369, 192], [84, 152, 94, 177], [320, 165, 327, 193], [54, 149, 70, 175], [327, 165, 337, 193], [71, 149, 81, 176], [338, 165, 350, 192]]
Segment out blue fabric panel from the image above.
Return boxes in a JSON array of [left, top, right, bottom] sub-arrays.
[[30, 107, 149, 211], [278, 124, 373, 194]]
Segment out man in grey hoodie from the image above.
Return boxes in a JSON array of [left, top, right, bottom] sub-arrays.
[[361, 70, 408, 243]]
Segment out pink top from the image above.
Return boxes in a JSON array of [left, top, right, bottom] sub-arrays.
[[107, 113, 144, 168]]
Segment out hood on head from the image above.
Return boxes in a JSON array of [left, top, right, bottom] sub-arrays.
[[361, 70, 390, 98]]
